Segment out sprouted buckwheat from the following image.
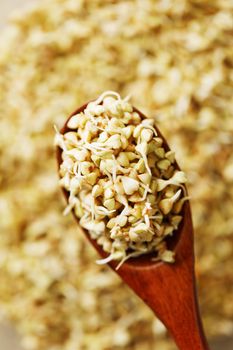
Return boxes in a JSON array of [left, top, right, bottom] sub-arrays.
[[56, 91, 188, 269]]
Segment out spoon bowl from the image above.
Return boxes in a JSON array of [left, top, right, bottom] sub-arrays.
[[56, 102, 210, 350]]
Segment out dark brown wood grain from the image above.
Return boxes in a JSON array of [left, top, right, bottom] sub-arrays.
[[56, 102, 210, 350]]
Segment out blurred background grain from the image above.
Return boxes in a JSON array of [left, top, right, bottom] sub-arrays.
[[0, 1, 232, 350]]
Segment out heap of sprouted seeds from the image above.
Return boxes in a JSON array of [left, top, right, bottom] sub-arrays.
[[55, 91, 188, 268]]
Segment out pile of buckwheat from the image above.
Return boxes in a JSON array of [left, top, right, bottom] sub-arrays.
[[56, 91, 187, 268], [0, 1, 232, 350]]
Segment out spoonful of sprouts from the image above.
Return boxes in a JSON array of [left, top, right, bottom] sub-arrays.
[[55, 91, 210, 350]]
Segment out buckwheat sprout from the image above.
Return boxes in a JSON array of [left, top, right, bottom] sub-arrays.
[[95, 91, 122, 105], [135, 142, 151, 175], [135, 124, 158, 143], [144, 214, 150, 228], [96, 250, 124, 265], [83, 142, 110, 152], [54, 124, 67, 151], [115, 194, 129, 213], [157, 171, 187, 192], [73, 162, 84, 180], [140, 183, 152, 194], [57, 91, 187, 266], [91, 197, 95, 221], [137, 185, 152, 202], [96, 254, 115, 265], [95, 206, 116, 215], [142, 202, 152, 215], [95, 125, 105, 132], [109, 155, 118, 183], [152, 221, 161, 232], [63, 195, 78, 216], [131, 218, 143, 227], [159, 189, 182, 215], [103, 169, 114, 182], [80, 212, 92, 227], [82, 202, 93, 213], [116, 250, 143, 270], [116, 165, 131, 174], [149, 215, 162, 220]]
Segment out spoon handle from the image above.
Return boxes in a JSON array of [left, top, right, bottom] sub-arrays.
[[120, 257, 210, 350], [147, 205, 210, 349], [117, 205, 210, 350], [148, 262, 210, 350]]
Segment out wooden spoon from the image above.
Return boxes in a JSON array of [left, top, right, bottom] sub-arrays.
[[56, 102, 210, 350]]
